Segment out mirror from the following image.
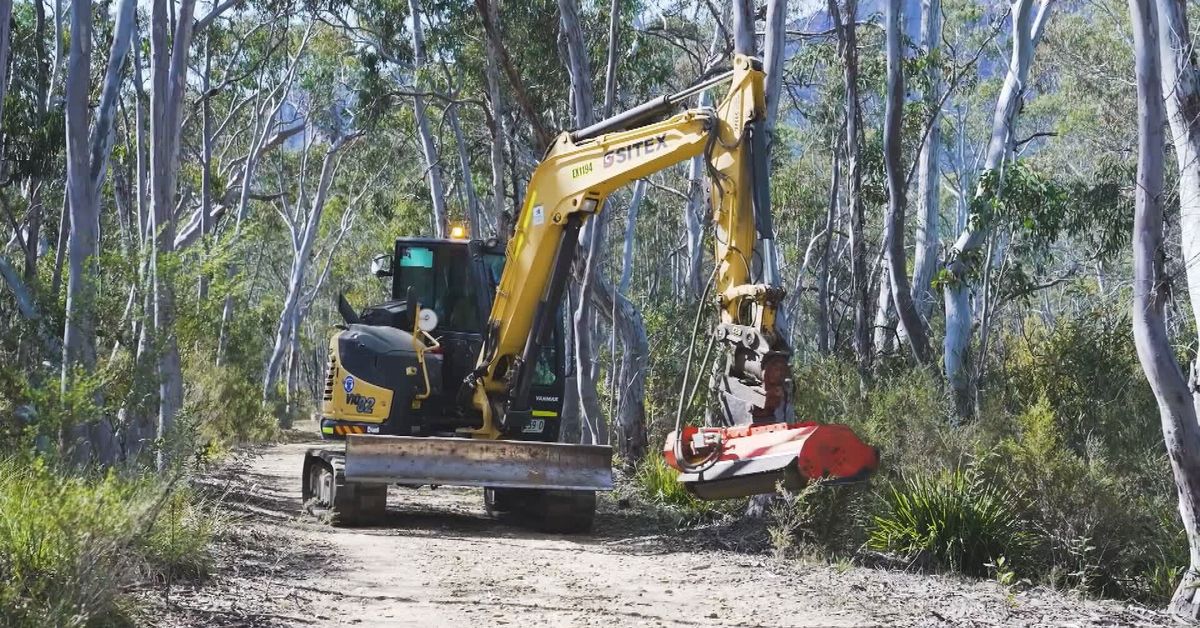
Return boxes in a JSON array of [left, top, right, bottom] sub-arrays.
[[370, 253, 393, 277]]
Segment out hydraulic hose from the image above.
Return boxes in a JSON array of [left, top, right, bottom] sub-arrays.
[[671, 265, 722, 475]]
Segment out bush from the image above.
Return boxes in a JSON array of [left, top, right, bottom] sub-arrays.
[[868, 464, 1029, 577], [982, 395, 1185, 599], [768, 481, 872, 559], [0, 459, 213, 627], [183, 357, 278, 448]]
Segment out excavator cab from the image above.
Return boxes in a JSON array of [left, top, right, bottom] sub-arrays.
[[318, 237, 568, 442]]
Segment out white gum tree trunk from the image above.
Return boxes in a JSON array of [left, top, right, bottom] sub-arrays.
[[61, 0, 97, 462], [408, 0, 448, 238], [942, 0, 1054, 410], [1129, 0, 1200, 618], [910, 0, 942, 322], [262, 134, 356, 402], [61, 0, 138, 465], [884, 0, 931, 364], [479, 0, 507, 237], [150, 0, 198, 467], [1156, 0, 1200, 336], [828, 0, 871, 378]]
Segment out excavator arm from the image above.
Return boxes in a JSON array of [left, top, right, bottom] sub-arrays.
[[466, 55, 784, 437], [465, 55, 878, 499]]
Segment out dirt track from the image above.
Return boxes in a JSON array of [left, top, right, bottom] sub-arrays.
[[143, 440, 1175, 627]]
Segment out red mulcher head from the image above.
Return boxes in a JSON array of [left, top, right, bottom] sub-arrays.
[[663, 422, 880, 501]]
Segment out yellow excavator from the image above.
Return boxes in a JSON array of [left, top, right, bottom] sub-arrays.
[[301, 55, 879, 532]]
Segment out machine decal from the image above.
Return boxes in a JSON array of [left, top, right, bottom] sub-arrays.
[[345, 393, 376, 414], [571, 162, 593, 179], [603, 134, 668, 168], [343, 375, 355, 393], [532, 205, 545, 226], [522, 419, 545, 433], [531, 409, 558, 418], [535, 395, 560, 403]]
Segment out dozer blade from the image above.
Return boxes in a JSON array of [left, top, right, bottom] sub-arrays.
[[663, 422, 879, 501], [343, 434, 614, 491]]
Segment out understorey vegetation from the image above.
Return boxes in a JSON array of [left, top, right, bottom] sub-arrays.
[[633, 302, 1185, 604]]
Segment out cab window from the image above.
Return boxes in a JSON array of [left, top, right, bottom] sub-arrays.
[[394, 244, 484, 333]]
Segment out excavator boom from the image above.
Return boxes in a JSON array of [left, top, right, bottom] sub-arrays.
[[467, 55, 879, 498]]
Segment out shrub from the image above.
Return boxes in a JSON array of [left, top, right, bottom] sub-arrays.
[[183, 357, 278, 447], [868, 464, 1029, 577], [768, 481, 872, 559], [984, 395, 1185, 599], [0, 459, 213, 627]]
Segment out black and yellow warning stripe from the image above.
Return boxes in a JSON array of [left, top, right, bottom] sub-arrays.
[[322, 424, 367, 436]]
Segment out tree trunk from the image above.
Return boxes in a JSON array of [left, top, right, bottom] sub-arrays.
[[149, 0, 198, 468], [0, 0, 13, 169], [1156, 0, 1200, 339], [601, 0, 620, 117], [817, 140, 840, 355], [61, 0, 97, 463], [199, 29, 213, 301], [873, 263, 895, 355], [448, 103, 483, 237], [619, 180, 646, 294], [1128, 0, 1200, 619], [593, 280, 648, 466], [910, 0, 942, 323], [884, 0, 931, 364], [263, 135, 355, 403], [680, 26, 723, 301], [558, 0, 594, 129], [763, 0, 788, 138], [829, 0, 871, 380], [732, 0, 755, 55], [942, 0, 1053, 412], [558, 0, 607, 442], [89, 0, 137, 205], [477, 0, 507, 236], [408, 0, 448, 238]]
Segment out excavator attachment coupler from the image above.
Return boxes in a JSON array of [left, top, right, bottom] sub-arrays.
[[343, 434, 614, 491], [663, 422, 879, 501]]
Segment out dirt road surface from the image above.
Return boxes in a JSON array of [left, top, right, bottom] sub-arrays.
[[143, 440, 1173, 627]]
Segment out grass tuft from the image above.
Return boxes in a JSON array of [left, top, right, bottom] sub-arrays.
[[868, 464, 1029, 577]]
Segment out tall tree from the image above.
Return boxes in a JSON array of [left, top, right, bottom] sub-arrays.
[[1151, 0, 1200, 617], [883, 0, 931, 364], [262, 131, 359, 402], [62, 0, 138, 464], [910, 0, 943, 321], [61, 0, 98, 459], [476, 0, 507, 236], [1156, 0, 1200, 339], [828, 0, 871, 380], [408, 0, 448, 238], [1128, 0, 1200, 618], [557, 0, 609, 445], [941, 0, 1055, 412], [149, 0, 199, 466]]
